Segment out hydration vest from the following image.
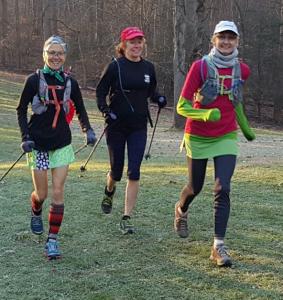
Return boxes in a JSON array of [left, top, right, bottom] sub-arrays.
[[31, 69, 75, 127], [196, 55, 244, 107]]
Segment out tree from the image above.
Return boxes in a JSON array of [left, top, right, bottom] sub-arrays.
[[0, 0, 8, 65], [173, 0, 208, 128]]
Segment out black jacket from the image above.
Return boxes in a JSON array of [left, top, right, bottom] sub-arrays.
[[17, 71, 92, 151], [96, 56, 161, 129]]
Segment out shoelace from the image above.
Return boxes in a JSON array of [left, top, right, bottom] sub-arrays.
[[217, 246, 230, 257], [177, 217, 187, 231], [103, 196, 112, 205], [48, 241, 58, 252], [32, 216, 42, 227]]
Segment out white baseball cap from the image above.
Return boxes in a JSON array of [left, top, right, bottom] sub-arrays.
[[213, 21, 239, 36]]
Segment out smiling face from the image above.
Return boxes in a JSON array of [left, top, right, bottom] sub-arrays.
[[43, 44, 66, 70], [124, 37, 144, 62], [212, 31, 239, 56]]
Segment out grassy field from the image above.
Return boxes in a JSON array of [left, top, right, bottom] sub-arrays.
[[0, 76, 282, 300]]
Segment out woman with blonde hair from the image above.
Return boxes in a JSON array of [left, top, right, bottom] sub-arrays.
[[174, 21, 255, 267], [96, 27, 166, 234]]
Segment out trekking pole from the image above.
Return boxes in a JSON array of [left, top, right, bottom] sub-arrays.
[[0, 152, 25, 182], [80, 126, 108, 172], [144, 107, 161, 160], [74, 143, 88, 155]]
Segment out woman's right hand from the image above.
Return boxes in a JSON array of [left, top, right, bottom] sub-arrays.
[[21, 140, 35, 153]]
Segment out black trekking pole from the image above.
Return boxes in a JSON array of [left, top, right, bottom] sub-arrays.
[[74, 143, 88, 155], [0, 152, 25, 182], [144, 107, 161, 160], [80, 126, 108, 172]]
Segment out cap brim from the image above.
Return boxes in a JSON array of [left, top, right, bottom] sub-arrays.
[[124, 33, 144, 40], [214, 28, 239, 35]]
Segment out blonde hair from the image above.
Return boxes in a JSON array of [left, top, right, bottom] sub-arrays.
[[115, 37, 147, 57]]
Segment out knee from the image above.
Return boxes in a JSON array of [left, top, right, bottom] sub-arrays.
[[127, 169, 140, 181], [213, 178, 230, 197], [184, 183, 201, 197], [109, 170, 122, 182]]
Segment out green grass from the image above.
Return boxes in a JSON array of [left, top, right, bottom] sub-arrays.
[[0, 77, 283, 300]]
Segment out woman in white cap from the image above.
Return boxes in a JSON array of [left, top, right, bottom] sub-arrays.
[[17, 35, 96, 260], [96, 27, 166, 234], [174, 21, 255, 267]]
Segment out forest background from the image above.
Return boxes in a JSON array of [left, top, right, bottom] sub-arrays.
[[0, 0, 283, 127]]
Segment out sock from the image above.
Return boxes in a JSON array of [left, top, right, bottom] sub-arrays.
[[48, 203, 64, 240], [214, 238, 224, 248], [31, 192, 43, 215]]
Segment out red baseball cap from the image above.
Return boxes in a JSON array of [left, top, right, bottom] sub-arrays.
[[120, 27, 145, 41]]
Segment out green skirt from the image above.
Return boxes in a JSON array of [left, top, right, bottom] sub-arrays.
[[27, 144, 75, 170], [182, 131, 238, 159]]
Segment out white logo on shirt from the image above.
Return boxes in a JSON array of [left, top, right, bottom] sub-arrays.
[[144, 74, 150, 83]]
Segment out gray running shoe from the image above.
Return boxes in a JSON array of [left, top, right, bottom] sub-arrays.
[[120, 216, 135, 234], [101, 186, 116, 214], [174, 202, 188, 238], [210, 244, 232, 267]]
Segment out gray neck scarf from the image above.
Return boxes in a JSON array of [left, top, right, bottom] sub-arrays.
[[208, 47, 238, 68]]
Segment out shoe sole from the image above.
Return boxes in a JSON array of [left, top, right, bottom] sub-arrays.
[[210, 256, 232, 267], [44, 253, 62, 260], [31, 229, 43, 235], [101, 204, 112, 214], [120, 228, 135, 235]]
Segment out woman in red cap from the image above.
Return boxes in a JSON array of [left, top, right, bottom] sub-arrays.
[[96, 26, 166, 234], [174, 21, 255, 267], [17, 35, 96, 260]]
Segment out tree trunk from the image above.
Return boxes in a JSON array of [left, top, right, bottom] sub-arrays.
[[173, 0, 187, 128], [0, 0, 8, 65], [173, 0, 207, 128], [15, 0, 22, 68], [273, 0, 283, 123]]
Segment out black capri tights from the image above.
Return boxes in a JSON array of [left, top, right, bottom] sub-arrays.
[[179, 155, 236, 239], [106, 127, 147, 181]]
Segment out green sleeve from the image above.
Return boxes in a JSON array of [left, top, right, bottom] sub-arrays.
[[235, 103, 255, 141], [176, 96, 221, 122]]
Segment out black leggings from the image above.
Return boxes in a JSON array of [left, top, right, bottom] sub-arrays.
[[106, 126, 147, 181], [179, 155, 236, 239]]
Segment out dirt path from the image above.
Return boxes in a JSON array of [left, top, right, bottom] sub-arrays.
[[1, 70, 282, 166], [149, 106, 283, 166]]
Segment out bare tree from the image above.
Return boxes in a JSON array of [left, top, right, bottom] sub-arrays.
[[0, 0, 8, 65], [173, 0, 208, 128]]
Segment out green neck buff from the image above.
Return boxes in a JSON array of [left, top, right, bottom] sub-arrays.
[[42, 65, 64, 82]]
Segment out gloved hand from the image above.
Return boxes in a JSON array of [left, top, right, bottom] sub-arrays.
[[86, 128, 97, 146], [204, 108, 221, 122], [103, 111, 117, 125], [243, 129, 256, 141], [157, 96, 167, 109], [21, 140, 35, 153]]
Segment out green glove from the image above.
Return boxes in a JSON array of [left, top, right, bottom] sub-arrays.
[[205, 108, 221, 122], [177, 96, 221, 122], [235, 103, 255, 141]]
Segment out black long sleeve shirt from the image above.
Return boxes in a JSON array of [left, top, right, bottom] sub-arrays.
[[17, 71, 92, 151], [96, 56, 161, 129]]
